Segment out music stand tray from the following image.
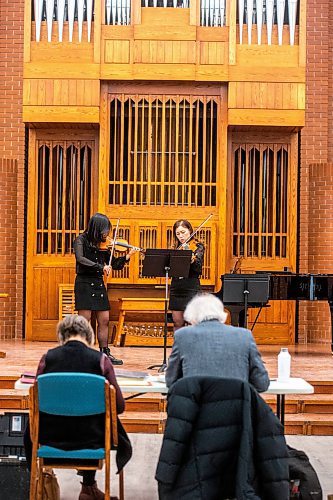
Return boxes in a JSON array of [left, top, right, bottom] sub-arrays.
[[142, 249, 192, 371], [222, 274, 270, 329], [142, 249, 192, 279]]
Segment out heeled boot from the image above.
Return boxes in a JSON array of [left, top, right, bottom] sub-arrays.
[[100, 346, 123, 365]]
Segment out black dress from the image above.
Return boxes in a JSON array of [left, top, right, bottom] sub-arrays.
[[74, 233, 127, 311], [169, 242, 205, 311]]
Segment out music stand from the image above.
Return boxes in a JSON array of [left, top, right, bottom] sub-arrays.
[[222, 274, 270, 329], [142, 249, 192, 372]]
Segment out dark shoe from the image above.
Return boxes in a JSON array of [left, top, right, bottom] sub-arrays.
[[79, 481, 104, 500], [79, 481, 119, 500], [101, 347, 123, 365]]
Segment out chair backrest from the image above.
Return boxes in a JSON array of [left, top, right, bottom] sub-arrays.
[[37, 373, 107, 416]]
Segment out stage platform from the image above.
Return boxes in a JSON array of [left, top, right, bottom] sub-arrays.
[[0, 341, 332, 435]]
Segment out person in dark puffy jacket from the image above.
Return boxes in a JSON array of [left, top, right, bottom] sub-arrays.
[[156, 376, 289, 500]]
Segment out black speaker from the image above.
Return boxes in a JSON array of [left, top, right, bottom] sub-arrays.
[[0, 458, 30, 500]]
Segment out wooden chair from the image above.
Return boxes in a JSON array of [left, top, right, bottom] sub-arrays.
[[29, 373, 124, 500]]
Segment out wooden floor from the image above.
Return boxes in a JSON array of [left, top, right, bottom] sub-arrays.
[[0, 340, 333, 435], [0, 340, 332, 381]]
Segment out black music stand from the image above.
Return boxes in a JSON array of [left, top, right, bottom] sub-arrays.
[[142, 249, 192, 372], [222, 274, 270, 329]]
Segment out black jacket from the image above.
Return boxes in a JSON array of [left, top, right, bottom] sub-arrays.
[[156, 377, 289, 500], [74, 233, 126, 277]]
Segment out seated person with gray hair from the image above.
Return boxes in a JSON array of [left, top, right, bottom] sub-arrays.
[[24, 314, 131, 500], [166, 293, 269, 392]]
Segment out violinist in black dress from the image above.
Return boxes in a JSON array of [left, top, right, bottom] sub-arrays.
[[74, 213, 136, 365], [169, 219, 205, 331]]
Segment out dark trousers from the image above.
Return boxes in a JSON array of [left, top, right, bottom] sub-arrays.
[[24, 422, 96, 486]]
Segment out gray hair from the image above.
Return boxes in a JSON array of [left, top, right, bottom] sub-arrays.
[[57, 314, 94, 345], [183, 294, 228, 325]]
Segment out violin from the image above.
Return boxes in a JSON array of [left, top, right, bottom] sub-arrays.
[[178, 238, 199, 263], [99, 237, 144, 254], [179, 239, 198, 253]]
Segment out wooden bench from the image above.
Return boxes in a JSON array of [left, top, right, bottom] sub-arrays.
[[114, 297, 167, 346]]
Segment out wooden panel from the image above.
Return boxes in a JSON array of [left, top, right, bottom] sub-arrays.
[[228, 109, 305, 127], [248, 302, 295, 344], [23, 106, 100, 123], [101, 25, 134, 40], [23, 79, 100, 107], [141, 7, 190, 26], [195, 65, 228, 81], [228, 82, 305, 110], [229, 66, 305, 83], [200, 42, 226, 65], [236, 45, 300, 68], [30, 43, 94, 63], [101, 64, 133, 80], [134, 24, 196, 41], [31, 320, 59, 340], [24, 63, 100, 79], [196, 27, 229, 42], [134, 41, 196, 64], [105, 40, 130, 64], [133, 63, 196, 80], [32, 267, 76, 322]]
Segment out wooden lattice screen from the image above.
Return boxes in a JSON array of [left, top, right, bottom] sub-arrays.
[[108, 95, 218, 207], [58, 284, 76, 319], [232, 143, 289, 259], [35, 140, 93, 255]]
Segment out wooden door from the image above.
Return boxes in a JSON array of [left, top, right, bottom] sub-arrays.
[[227, 129, 298, 344], [26, 129, 98, 340]]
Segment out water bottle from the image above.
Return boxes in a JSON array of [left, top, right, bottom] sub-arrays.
[[277, 348, 291, 382]]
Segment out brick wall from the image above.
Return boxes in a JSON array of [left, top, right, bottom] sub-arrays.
[[0, 0, 25, 339], [306, 164, 333, 343], [299, 0, 332, 343]]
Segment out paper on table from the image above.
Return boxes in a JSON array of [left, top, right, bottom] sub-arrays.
[[115, 369, 149, 379], [118, 378, 152, 386]]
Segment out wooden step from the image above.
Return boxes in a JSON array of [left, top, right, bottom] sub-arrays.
[[125, 395, 166, 412], [284, 413, 333, 436], [120, 411, 166, 434], [0, 376, 20, 390], [308, 381, 333, 394], [262, 394, 299, 413], [263, 393, 333, 414], [0, 389, 29, 410]]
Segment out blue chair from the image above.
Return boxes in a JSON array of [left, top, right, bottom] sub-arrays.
[[29, 372, 124, 500]]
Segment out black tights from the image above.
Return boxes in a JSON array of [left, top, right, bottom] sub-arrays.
[[24, 422, 96, 485]]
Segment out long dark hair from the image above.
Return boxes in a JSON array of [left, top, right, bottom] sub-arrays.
[[173, 219, 194, 246], [84, 213, 111, 246]]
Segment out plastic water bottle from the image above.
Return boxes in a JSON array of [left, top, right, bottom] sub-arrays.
[[277, 348, 291, 382]]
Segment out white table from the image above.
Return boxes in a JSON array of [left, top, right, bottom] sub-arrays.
[[14, 376, 313, 425], [265, 377, 314, 425], [117, 376, 314, 425]]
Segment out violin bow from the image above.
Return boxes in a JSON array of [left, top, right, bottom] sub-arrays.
[[108, 218, 120, 268], [178, 213, 214, 249]]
